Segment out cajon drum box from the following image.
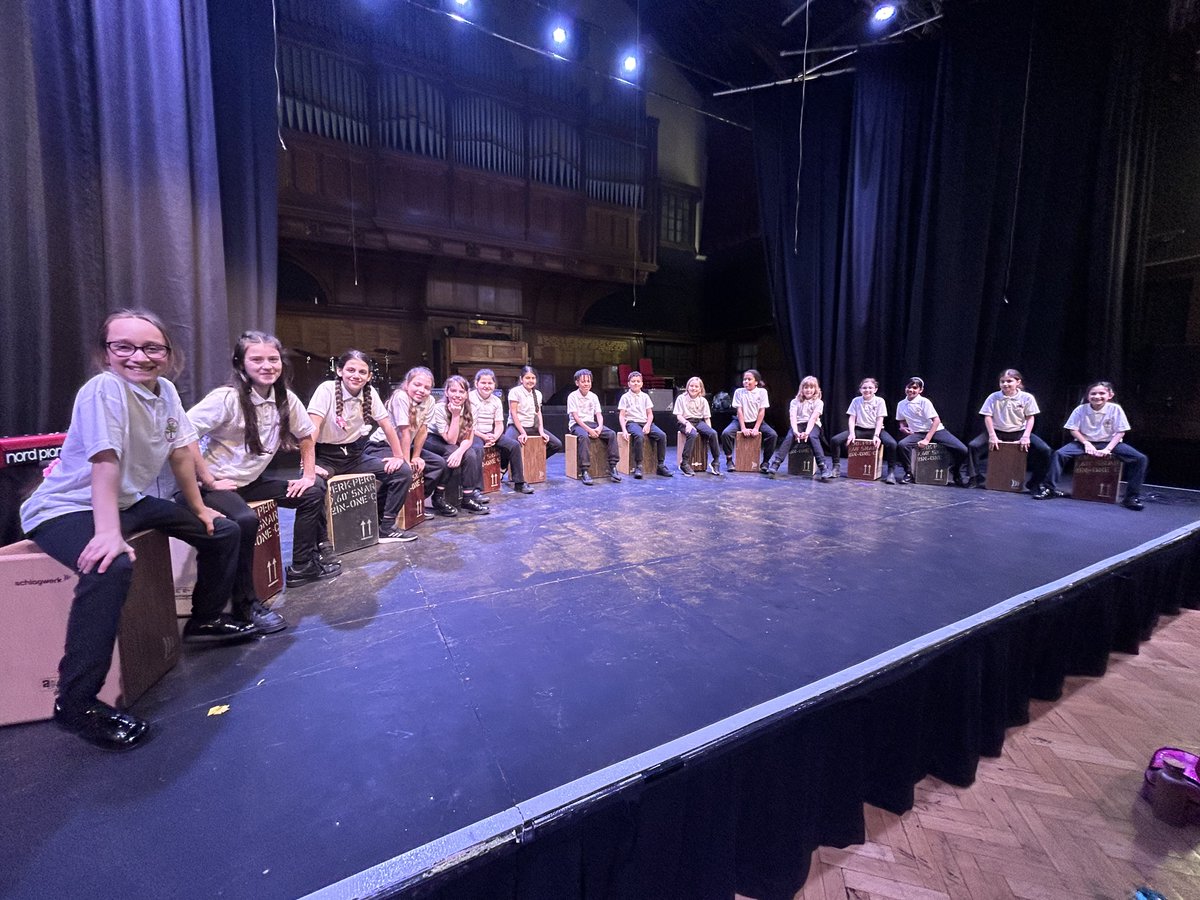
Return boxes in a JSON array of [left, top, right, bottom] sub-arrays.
[[733, 433, 763, 472], [325, 473, 380, 554], [512, 439, 547, 484], [0, 530, 179, 726], [616, 432, 656, 475], [912, 444, 950, 486], [566, 433, 610, 479], [482, 446, 501, 494], [1071, 454, 1123, 504], [985, 442, 1027, 492], [399, 478, 426, 529], [847, 439, 884, 480], [787, 440, 815, 476], [173, 500, 284, 615], [676, 432, 708, 473]]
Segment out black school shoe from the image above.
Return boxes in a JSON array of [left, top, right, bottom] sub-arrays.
[[54, 700, 150, 751], [513, 482, 535, 494], [233, 599, 288, 634], [182, 614, 258, 643], [286, 558, 342, 586], [1123, 495, 1145, 511], [460, 495, 490, 514], [430, 493, 459, 516]]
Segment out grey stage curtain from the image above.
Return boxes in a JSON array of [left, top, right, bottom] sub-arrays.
[[1, 0, 231, 435]]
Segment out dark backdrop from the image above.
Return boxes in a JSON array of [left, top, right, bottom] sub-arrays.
[[754, 0, 1162, 439], [0, 0, 277, 436]]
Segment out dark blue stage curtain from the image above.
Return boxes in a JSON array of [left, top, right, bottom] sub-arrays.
[[754, 0, 1162, 439], [0, 0, 277, 435]]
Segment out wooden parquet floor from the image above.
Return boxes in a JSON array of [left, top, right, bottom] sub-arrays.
[[781, 609, 1200, 900]]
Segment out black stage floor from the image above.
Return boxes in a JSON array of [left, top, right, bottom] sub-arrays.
[[2, 455, 1199, 899]]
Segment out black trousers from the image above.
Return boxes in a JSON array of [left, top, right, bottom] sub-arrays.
[[193, 475, 328, 601]]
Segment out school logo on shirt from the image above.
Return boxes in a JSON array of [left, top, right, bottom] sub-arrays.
[[165, 417, 180, 441]]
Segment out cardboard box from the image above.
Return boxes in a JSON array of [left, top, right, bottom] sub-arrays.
[[1, 530, 180, 726]]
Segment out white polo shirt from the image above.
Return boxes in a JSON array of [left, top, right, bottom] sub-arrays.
[[733, 387, 770, 422], [308, 380, 389, 443], [790, 397, 824, 431], [507, 385, 543, 430], [618, 390, 655, 425], [567, 390, 603, 426], [1064, 402, 1130, 442], [847, 396, 887, 429], [21, 372, 197, 532], [979, 390, 1039, 431], [469, 389, 504, 435], [673, 393, 712, 421], [188, 385, 314, 486], [896, 396, 944, 434]]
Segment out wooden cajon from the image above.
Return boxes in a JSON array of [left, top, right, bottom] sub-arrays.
[[565, 433, 610, 480], [482, 446, 501, 494], [1071, 454, 1123, 504], [787, 440, 815, 476], [616, 432, 656, 475], [676, 431, 708, 473], [984, 442, 1027, 492], [911, 444, 950, 486], [733, 433, 763, 472], [511, 438, 546, 484], [174, 499, 283, 616], [325, 473, 380, 555], [399, 477, 426, 529], [0, 530, 179, 726], [847, 439, 884, 481]]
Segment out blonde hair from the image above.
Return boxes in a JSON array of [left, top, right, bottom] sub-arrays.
[[797, 376, 822, 400], [686, 376, 705, 394]]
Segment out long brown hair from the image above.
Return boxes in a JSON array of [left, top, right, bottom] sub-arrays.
[[440, 374, 474, 435], [230, 331, 296, 456]]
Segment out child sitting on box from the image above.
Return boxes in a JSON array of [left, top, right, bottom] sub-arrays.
[[1033, 380, 1148, 510], [618, 371, 671, 478], [567, 369, 621, 486]]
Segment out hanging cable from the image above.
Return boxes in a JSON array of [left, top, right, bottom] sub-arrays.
[[792, 0, 812, 255], [1001, 10, 1036, 305], [272, 0, 286, 150]]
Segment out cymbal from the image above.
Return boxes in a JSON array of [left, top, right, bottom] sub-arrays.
[[287, 348, 323, 358], [372, 347, 402, 356]]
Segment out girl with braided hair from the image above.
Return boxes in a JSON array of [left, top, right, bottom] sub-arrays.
[[307, 350, 409, 540]]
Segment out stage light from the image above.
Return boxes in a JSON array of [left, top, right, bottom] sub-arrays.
[[622, 54, 638, 74], [446, 0, 471, 22], [871, 3, 898, 23], [552, 26, 567, 45]]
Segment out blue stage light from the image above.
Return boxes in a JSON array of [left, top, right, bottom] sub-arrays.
[[552, 26, 567, 45], [622, 54, 638, 74], [871, 4, 898, 23]]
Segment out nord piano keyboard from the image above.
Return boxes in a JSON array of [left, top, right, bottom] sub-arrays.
[[1, 433, 67, 546]]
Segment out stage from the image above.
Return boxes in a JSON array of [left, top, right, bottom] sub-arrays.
[[2, 452, 1198, 900]]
